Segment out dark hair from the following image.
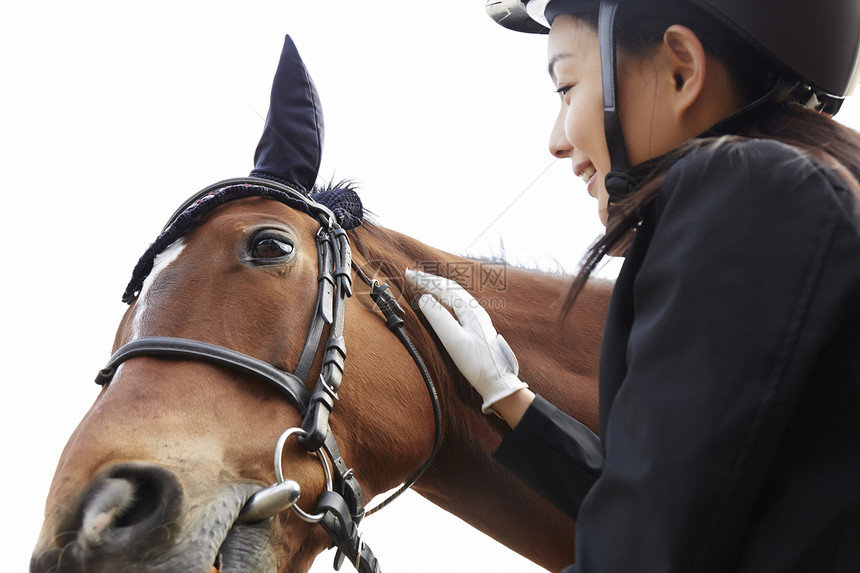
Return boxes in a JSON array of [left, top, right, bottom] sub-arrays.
[[559, 4, 860, 318]]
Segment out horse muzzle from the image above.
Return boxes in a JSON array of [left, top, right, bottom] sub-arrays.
[[30, 462, 279, 573]]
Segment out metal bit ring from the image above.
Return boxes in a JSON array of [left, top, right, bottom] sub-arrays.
[[274, 427, 333, 523]]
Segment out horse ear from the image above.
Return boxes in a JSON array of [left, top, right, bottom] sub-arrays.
[[250, 35, 324, 194]]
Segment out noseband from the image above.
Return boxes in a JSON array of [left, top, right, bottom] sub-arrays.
[[94, 177, 441, 573]]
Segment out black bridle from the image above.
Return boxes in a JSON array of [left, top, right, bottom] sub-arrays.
[[94, 177, 442, 573]]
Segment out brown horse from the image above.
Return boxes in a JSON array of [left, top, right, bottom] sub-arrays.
[[29, 178, 608, 572], [31, 34, 610, 573]]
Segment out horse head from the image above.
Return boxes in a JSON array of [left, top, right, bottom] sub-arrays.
[[30, 36, 442, 573], [31, 35, 607, 573]]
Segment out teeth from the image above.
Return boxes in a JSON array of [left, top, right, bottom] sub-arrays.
[[581, 166, 596, 184]]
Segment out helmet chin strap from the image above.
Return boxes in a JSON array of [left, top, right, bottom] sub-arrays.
[[598, 1, 639, 201]]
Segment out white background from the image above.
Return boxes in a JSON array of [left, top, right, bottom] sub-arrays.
[[3, 2, 859, 572]]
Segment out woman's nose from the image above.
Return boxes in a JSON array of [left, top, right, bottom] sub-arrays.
[[549, 106, 572, 158]]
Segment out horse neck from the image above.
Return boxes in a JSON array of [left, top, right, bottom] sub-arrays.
[[352, 224, 608, 570]]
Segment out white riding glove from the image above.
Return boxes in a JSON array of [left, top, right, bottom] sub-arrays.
[[404, 269, 527, 413]]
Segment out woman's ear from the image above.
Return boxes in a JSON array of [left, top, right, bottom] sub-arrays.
[[662, 25, 707, 120]]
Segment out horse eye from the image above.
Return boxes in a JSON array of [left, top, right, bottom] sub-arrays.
[[252, 236, 294, 260]]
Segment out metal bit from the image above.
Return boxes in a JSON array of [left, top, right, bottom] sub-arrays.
[[237, 480, 301, 523]]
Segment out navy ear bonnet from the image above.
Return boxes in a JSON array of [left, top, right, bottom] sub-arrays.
[[251, 34, 363, 229], [250, 35, 324, 195], [122, 35, 364, 304], [250, 34, 363, 229]]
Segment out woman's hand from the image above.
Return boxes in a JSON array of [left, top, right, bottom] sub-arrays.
[[405, 269, 533, 423]]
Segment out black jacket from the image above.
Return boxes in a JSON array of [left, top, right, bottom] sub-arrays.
[[495, 139, 860, 572]]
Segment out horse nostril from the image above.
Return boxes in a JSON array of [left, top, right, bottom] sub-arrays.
[[80, 477, 135, 543], [78, 463, 184, 550]]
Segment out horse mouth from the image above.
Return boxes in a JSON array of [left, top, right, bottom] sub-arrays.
[[210, 515, 277, 573], [200, 484, 283, 573], [208, 479, 305, 571]]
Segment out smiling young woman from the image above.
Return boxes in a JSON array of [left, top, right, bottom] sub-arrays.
[[409, 0, 860, 571], [545, 14, 747, 225]]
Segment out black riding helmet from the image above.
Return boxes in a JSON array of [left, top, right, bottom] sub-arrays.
[[485, 0, 860, 194]]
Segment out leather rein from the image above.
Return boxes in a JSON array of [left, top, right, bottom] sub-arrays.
[[94, 178, 442, 573]]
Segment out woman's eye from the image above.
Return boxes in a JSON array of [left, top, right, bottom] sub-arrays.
[[556, 84, 575, 101], [252, 236, 294, 260]]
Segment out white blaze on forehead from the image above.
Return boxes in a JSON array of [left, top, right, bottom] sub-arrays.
[[130, 239, 186, 340]]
